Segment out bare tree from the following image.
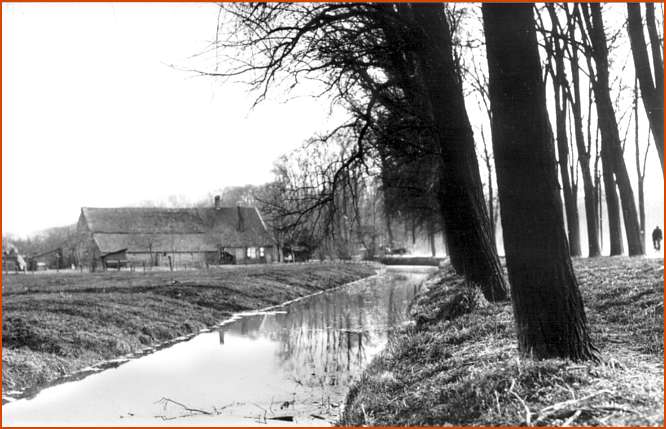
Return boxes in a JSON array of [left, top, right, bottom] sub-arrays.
[[562, 3, 602, 257], [214, 3, 508, 300], [634, 73, 651, 249], [467, 58, 498, 246], [627, 3, 664, 172], [581, 3, 644, 256], [483, 2, 596, 360], [540, 4, 582, 257], [396, 4, 506, 300]]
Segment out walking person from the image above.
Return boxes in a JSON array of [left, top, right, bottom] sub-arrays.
[[651, 226, 662, 251]]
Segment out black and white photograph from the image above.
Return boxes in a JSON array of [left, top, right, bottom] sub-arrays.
[[2, 2, 664, 426]]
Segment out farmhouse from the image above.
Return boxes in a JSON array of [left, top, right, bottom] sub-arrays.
[[77, 198, 275, 269]]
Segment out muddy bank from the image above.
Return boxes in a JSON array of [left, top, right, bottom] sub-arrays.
[[2, 263, 377, 396], [341, 257, 663, 426]]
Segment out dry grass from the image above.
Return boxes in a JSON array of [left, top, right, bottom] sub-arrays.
[[341, 257, 663, 426], [2, 263, 377, 396]]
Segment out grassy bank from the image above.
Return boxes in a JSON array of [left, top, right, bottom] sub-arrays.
[[377, 257, 443, 266], [341, 257, 663, 426], [2, 263, 376, 396]]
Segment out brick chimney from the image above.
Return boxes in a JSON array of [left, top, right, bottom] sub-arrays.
[[214, 195, 221, 210]]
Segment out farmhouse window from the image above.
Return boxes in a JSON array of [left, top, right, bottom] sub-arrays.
[[246, 247, 257, 258], [259, 247, 265, 258]]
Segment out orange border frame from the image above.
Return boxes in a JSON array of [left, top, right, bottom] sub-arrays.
[[0, 1, 664, 429]]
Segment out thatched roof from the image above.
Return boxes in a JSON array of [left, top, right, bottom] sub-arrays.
[[80, 207, 273, 253]]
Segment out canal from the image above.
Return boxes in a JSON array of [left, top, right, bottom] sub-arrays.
[[2, 266, 436, 426]]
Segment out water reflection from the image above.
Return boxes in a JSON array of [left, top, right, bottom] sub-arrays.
[[2, 267, 433, 426], [218, 271, 422, 392]]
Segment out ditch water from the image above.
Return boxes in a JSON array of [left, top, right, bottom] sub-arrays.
[[2, 266, 436, 426]]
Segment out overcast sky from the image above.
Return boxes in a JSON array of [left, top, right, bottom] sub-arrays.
[[3, 3, 340, 237], [3, 3, 663, 245]]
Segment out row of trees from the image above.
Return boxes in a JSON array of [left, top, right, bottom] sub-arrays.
[[208, 3, 662, 361]]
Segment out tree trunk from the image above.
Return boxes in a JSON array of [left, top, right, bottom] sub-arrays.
[[638, 169, 646, 249], [385, 214, 394, 249], [408, 4, 507, 301], [378, 150, 395, 249], [601, 148, 624, 255], [564, 7, 601, 257], [596, 167, 604, 250], [627, 3, 664, 172], [586, 3, 644, 256], [645, 4, 664, 94], [545, 5, 581, 257], [429, 229, 436, 257], [441, 227, 448, 256], [635, 74, 646, 248], [488, 170, 495, 245], [552, 58, 581, 257], [483, 3, 596, 360], [480, 129, 497, 245]]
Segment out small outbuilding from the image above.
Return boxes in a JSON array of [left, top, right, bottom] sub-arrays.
[[2, 244, 26, 272]]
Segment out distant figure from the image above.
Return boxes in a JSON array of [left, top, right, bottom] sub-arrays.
[[652, 226, 662, 251]]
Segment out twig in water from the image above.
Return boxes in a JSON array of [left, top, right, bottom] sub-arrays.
[[212, 401, 240, 414], [251, 402, 268, 423], [154, 397, 212, 416]]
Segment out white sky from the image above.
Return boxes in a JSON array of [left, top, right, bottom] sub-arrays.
[[3, 3, 663, 245], [3, 3, 339, 237]]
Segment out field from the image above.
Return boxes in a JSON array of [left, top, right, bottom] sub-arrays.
[[341, 257, 664, 426], [1, 263, 377, 396]]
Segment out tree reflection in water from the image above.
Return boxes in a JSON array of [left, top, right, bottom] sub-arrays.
[[217, 270, 426, 393]]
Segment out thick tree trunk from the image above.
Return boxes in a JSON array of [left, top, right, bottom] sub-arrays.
[[587, 4, 644, 256], [627, 3, 664, 172], [483, 3, 596, 360], [409, 4, 507, 301]]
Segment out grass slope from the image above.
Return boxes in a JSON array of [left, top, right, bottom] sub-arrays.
[[2, 263, 376, 396], [341, 257, 663, 426]]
